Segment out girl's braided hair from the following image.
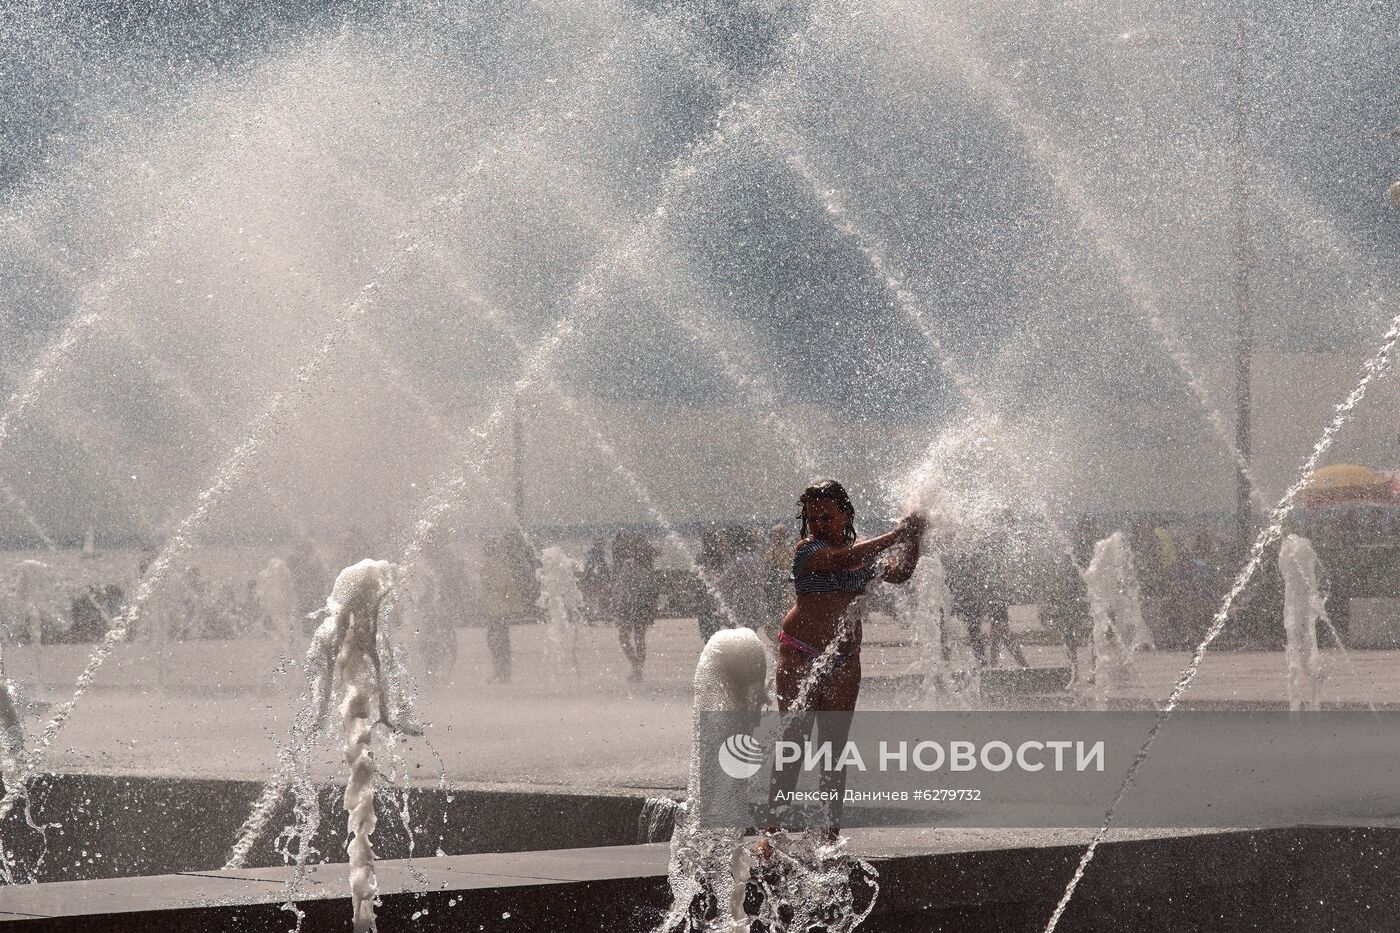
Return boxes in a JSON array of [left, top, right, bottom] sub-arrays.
[[798, 479, 857, 544]]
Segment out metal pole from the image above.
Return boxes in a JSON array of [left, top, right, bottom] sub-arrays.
[[1231, 18, 1254, 554]]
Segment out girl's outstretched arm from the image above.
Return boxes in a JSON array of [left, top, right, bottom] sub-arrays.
[[799, 514, 927, 574]]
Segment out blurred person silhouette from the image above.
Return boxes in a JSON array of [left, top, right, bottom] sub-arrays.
[[717, 524, 765, 631], [1043, 551, 1091, 686], [480, 529, 540, 684], [416, 538, 459, 685], [696, 525, 726, 644], [984, 521, 1029, 670], [580, 536, 613, 624], [1176, 529, 1225, 647], [611, 532, 659, 683], [178, 565, 209, 640], [946, 550, 987, 666], [287, 536, 329, 633]]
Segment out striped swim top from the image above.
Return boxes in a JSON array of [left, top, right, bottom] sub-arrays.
[[791, 539, 879, 595]]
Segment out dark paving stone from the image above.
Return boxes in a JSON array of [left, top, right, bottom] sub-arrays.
[[0, 773, 674, 883], [3, 828, 1399, 932]]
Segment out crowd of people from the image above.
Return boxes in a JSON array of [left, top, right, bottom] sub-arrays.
[[571, 523, 796, 681], [1, 499, 1380, 695]]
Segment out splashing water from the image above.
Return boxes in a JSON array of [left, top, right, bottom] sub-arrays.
[[231, 554, 424, 924], [331, 560, 400, 932], [894, 416, 1066, 575], [890, 551, 977, 707], [1, 36, 620, 844], [748, 834, 879, 933], [410, 283, 746, 632], [224, 776, 291, 874], [1279, 534, 1325, 712], [891, 8, 1274, 513], [772, 129, 1089, 552], [1042, 312, 1400, 933], [640, 796, 682, 845], [0, 481, 58, 555], [745, 606, 887, 929], [0, 272, 398, 835], [662, 628, 768, 933], [537, 546, 585, 682], [377, 0, 838, 620], [1082, 533, 1154, 709], [671, 311, 822, 479], [895, 420, 1017, 545], [0, 312, 103, 458]]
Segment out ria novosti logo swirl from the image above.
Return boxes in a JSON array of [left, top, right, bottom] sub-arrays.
[[717, 732, 764, 779]]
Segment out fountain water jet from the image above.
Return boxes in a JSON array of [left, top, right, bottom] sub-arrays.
[[1042, 310, 1400, 932], [774, 141, 1089, 568], [884, 7, 1273, 513], [661, 627, 767, 933], [537, 546, 585, 682], [1278, 533, 1325, 712], [0, 262, 410, 831], [325, 559, 398, 933], [890, 551, 976, 707], [0, 39, 538, 805], [0, 313, 104, 458], [224, 334, 547, 872], [1082, 533, 1154, 709]]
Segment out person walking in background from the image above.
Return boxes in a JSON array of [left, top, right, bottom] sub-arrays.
[[983, 535, 1029, 669], [580, 536, 613, 625], [1043, 550, 1090, 686], [947, 538, 1027, 670], [717, 524, 765, 631], [177, 565, 209, 641], [696, 525, 727, 644], [946, 550, 987, 667], [480, 529, 539, 684], [611, 532, 659, 682], [1178, 529, 1225, 647], [257, 557, 298, 652], [286, 536, 329, 634], [417, 539, 460, 685], [405, 558, 445, 684]]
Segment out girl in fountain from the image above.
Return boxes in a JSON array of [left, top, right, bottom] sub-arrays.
[[763, 480, 927, 845]]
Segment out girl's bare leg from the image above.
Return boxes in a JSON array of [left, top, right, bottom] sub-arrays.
[[763, 645, 816, 846], [816, 660, 860, 837]]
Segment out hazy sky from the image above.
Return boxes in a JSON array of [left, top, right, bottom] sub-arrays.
[[0, 0, 1395, 542]]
